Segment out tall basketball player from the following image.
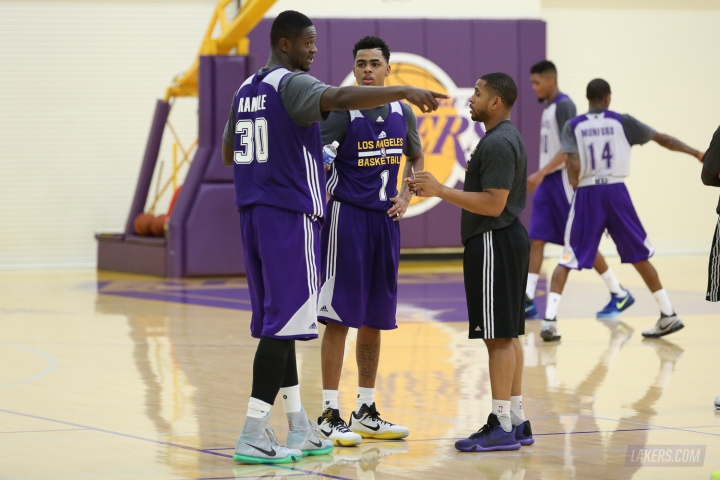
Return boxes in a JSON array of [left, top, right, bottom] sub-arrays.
[[316, 36, 421, 446], [527, 61, 632, 319], [540, 79, 704, 342], [221, 11, 446, 464]]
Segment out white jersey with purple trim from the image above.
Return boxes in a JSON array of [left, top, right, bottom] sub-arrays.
[[539, 93, 572, 172], [568, 110, 633, 186]]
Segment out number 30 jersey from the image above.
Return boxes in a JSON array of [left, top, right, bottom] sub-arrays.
[[568, 110, 633, 186], [232, 67, 326, 218], [326, 102, 408, 211]]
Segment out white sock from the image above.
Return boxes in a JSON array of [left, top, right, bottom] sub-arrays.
[[357, 387, 375, 411], [545, 292, 562, 320], [492, 399, 513, 432], [510, 395, 526, 426], [653, 289, 674, 316], [322, 389, 338, 412], [526, 273, 540, 300], [600, 268, 627, 297], [247, 397, 271, 419], [279, 385, 302, 414]]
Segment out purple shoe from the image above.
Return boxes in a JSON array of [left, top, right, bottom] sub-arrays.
[[455, 414, 521, 452], [515, 420, 534, 446]]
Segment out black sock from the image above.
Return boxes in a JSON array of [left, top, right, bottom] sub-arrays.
[[250, 337, 294, 404]]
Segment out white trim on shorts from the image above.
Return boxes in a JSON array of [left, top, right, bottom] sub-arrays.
[[303, 146, 324, 217], [709, 216, 720, 302], [483, 231, 495, 339], [303, 214, 318, 295], [561, 168, 574, 204]]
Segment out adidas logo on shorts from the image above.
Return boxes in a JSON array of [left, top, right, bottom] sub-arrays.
[[475, 326, 481, 331], [320, 306, 328, 312], [310, 322, 317, 330]]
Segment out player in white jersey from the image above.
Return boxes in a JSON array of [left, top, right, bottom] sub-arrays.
[[540, 79, 704, 342], [526, 61, 631, 320]]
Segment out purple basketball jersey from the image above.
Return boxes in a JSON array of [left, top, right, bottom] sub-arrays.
[[232, 67, 325, 217], [326, 102, 408, 211]]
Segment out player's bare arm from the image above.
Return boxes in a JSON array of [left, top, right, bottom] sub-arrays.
[[406, 171, 510, 217], [565, 152, 580, 187], [652, 132, 704, 162], [527, 149, 567, 192], [388, 150, 424, 221], [320, 85, 448, 113], [222, 142, 234, 166]]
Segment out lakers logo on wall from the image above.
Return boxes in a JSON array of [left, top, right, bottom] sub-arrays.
[[341, 53, 482, 217]]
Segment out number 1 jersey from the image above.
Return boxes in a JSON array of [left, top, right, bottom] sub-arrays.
[[325, 102, 408, 211], [232, 67, 326, 218]]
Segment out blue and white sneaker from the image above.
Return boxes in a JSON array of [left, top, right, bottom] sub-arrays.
[[524, 294, 539, 320], [455, 414, 521, 452], [596, 290, 635, 318], [233, 416, 302, 464]]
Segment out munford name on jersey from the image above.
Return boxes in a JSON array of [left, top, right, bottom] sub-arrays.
[[356, 136, 404, 167]]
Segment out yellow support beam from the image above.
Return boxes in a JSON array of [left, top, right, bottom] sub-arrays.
[[165, 0, 277, 101]]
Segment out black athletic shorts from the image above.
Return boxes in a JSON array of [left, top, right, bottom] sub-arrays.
[[464, 218, 530, 339], [707, 216, 720, 302]]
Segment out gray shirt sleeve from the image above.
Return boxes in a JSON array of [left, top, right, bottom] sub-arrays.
[[555, 98, 576, 133], [479, 137, 516, 190], [320, 110, 350, 146], [280, 72, 331, 127], [561, 121, 578, 154], [222, 104, 235, 147], [621, 114, 656, 145], [401, 103, 421, 157]]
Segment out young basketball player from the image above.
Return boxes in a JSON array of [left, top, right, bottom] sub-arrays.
[[408, 73, 533, 452], [527, 61, 632, 319], [221, 11, 446, 464], [540, 79, 705, 342], [316, 36, 421, 446]]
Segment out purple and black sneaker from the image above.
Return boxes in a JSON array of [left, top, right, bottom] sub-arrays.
[[515, 420, 534, 446], [455, 414, 521, 452]]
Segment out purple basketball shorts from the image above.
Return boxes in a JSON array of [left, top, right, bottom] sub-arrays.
[[317, 199, 400, 330], [560, 183, 654, 270], [239, 204, 321, 340], [528, 169, 574, 245]]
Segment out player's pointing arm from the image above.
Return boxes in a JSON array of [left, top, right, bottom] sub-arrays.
[[320, 85, 448, 114]]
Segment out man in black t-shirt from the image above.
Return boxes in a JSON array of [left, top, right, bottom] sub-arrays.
[[408, 73, 532, 452], [701, 125, 720, 303]]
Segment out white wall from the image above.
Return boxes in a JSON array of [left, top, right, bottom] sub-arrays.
[[0, 1, 717, 269], [0, 2, 209, 268], [543, 7, 720, 255]]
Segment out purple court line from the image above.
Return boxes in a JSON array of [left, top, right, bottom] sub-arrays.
[[101, 290, 252, 305], [0, 428, 87, 434], [0, 408, 352, 480]]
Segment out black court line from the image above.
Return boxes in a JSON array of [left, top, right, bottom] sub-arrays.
[[0, 408, 352, 480]]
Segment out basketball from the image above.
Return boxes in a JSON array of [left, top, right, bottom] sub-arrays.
[[133, 213, 154, 236], [151, 214, 167, 237]]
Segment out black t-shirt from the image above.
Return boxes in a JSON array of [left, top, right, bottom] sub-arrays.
[[461, 120, 528, 244], [701, 125, 720, 214]]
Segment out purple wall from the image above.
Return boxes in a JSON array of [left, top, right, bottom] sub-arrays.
[[248, 18, 545, 246], [99, 18, 546, 277]]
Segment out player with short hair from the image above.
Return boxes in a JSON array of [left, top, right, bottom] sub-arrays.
[[540, 78, 705, 342], [316, 35, 420, 446], [221, 10, 446, 464], [408, 72, 534, 452], [527, 60, 632, 319]]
